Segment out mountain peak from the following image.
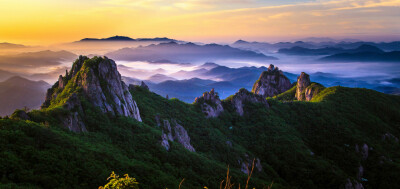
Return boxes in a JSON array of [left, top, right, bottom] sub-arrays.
[[252, 64, 292, 97], [41, 56, 142, 132]]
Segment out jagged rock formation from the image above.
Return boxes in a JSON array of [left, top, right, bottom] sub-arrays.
[[252, 64, 292, 97], [295, 72, 325, 101], [295, 72, 311, 100], [194, 88, 224, 118], [159, 118, 195, 152], [228, 88, 269, 116], [41, 56, 142, 132]]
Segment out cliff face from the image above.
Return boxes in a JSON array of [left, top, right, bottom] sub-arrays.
[[295, 72, 324, 101], [252, 64, 292, 97], [41, 56, 142, 132], [194, 88, 224, 118]]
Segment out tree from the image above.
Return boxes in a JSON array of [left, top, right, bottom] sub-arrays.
[[99, 172, 139, 189]]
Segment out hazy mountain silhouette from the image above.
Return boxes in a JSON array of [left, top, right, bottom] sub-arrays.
[[0, 76, 50, 116], [279, 44, 384, 56], [106, 42, 277, 62]]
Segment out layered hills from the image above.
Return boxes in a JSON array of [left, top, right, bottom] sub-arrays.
[[1, 57, 400, 188]]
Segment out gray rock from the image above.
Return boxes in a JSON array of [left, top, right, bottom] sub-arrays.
[[194, 88, 224, 118], [382, 132, 399, 143], [252, 64, 292, 97], [345, 179, 364, 189], [229, 88, 269, 116], [361, 143, 368, 160], [159, 119, 195, 152], [238, 155, 263, 174]]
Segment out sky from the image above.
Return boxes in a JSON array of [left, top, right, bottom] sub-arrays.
[[0, 0, 399, 45]]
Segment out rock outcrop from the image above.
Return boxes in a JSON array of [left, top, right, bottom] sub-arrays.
[[295, 72, 324, 101], [41, 56, 142, 132], [159, 118, 195, 152], [229, 88, 269, 116], [252, 64, 292, 97], [295, 72, 311, 100], [194, 88, 224, 118], [238, 155, 263, 174]]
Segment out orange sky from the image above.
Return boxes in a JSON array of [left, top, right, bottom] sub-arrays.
[[1, 0, 399, 45]]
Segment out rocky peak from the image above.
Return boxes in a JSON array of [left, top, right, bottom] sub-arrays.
[[252, 64, 292, 97], [228, 88, 269, 116], [194, 88, 224, 118], [295, 72, 324, 101], [41, 56, 142, 132]]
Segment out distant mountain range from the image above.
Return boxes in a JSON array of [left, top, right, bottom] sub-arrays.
[[320, 51, 400, 62], [77, 36, 179, 42], [232, 40, 400, 52], [0, 42, 27, 49], [106, 42, 277, 63], [0, 76, 50, 116], [278, 44, 384, 56]]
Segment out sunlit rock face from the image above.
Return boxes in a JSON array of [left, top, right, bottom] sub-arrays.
[[194, 88, 224, 118], [41, 56, 142, 132], [295, 72, 311, 101], [295, 72, 325, 101], [252, 64, 292, 97]]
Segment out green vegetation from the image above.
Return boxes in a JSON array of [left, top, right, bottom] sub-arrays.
[[99, 172, 139, 189], [1, 57, 400, 188]]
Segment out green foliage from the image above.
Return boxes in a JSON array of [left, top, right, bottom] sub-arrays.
[[99, 172, 139, 189], [273, 84, 297, 101], [1, 84, 400, 188]]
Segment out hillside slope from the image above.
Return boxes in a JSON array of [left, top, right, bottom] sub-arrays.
[[1, 57, 400, 188]]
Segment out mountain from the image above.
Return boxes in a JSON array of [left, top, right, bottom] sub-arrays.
[[2, 56, 400, 188], [78, 36, 178, 42], [146, 74, 177, 83], [80, 36, 135, 41], [0, 76, 50, 116], [0, 50, 77, 71], [320, 51, 400, 62], [106, 42, 277, 63], [0, 69, 17, 81], [0, 42, 27, 49], [232, 40, 400, 53], [278, 46, 345, 55], [278, 44, 384, 56]]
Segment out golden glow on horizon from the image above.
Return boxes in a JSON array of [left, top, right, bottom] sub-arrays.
[[0, 0, 399, 45]]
